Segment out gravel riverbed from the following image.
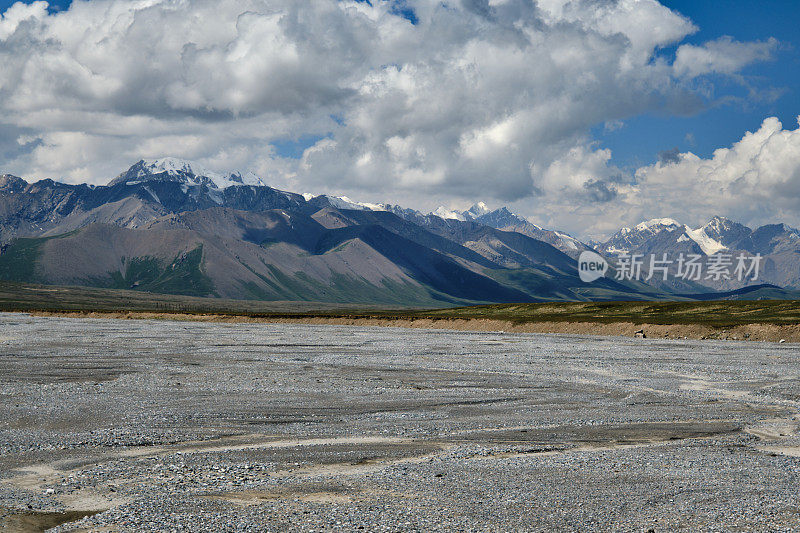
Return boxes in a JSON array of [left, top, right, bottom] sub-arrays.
[[0, 312, 798, 531]]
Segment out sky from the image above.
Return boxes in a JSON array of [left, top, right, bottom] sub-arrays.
[[0, 0, 798, 239]]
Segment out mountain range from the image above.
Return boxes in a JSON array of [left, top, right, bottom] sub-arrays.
[[597, 216, 800, 291], [0, 158, 797, 306]]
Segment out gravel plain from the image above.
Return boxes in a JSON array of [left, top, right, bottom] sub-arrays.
[[0, 312, 799, 532]]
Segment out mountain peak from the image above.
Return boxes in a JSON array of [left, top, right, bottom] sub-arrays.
[[110, 158, 266, 189], [142, 157, 213, 177], [0, 174, 27, 191], [474, 206, 527, 226], [492, 206, 515, 217], [695, 215, 752, 252], [634, 218, 681, 232], [432, 206, 466, 221], [600, 217, 685, 256], [313, 195, 386, 212], [465, 202, 491, 218], [702, 215, 736, 230], [601, 215, 754, 257]]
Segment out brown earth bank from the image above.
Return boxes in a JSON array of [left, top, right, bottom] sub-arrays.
[[24, 310, 800, 343]]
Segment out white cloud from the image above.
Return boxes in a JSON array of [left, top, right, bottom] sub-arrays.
[[632, 116, 800, 226], [0, 1, 48, 40], [0, 0, 781, 238], [522, 116, 800, 239], [673, 36, 778, 79]]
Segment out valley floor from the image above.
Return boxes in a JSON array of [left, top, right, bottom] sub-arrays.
[[0, 314, 799, 531], [5, 280, 800, 343]]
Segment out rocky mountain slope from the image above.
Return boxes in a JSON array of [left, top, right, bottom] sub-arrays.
[[1, 159, 797, 304], [0, 160, 660, 305], [596, 216, 800, 291]]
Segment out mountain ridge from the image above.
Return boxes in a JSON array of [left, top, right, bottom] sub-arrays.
[[2, 159, 798, 304]]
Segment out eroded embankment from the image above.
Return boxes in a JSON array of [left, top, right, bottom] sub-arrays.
[[25, 310, 800, 342]]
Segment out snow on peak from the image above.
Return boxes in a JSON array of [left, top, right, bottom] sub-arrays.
[[142, 157, 212, 176], [682, 225, 728, 256], [606, 245, 630, 255], [320, 195, 386, 211], [227, 170, 267, 188], [634, 218, 681, 231], [701, 215, 734, 233], [135, 158, 266, 189], [554, 231, 580, 250], [433, 206, 467, 221], [527, 218, 543, 231], [626, 215, 727, 255], [465, 202, 491, 218]]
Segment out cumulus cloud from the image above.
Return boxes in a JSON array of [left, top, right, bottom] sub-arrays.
[[673, 36, 777, 79], [0, 0, 781, 236], [0, 1, 48, 39], [632, 116, 800, 226], [517, 117, 800, 238]]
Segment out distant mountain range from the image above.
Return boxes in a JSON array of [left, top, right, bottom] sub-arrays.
[[597, 216, 800, 292], [1, 159, 797, 306]]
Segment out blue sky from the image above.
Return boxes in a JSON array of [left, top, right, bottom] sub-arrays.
[[0, 0, 70, 12], [596, 0, 799, 169]]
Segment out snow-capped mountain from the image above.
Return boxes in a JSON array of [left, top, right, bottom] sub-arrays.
[[432, 206, 468, 221], [430, 202, 493, 222], [596, 216, 800, 291], [699, 215, 752, 249], [453, 204, 592, 258], [601, 218, 685, 255], [0, 161, 635, 305], [109, 158, 267, 189], [469, 206, 523, 226], [106, 160, 593, 263], [462, 202, 491, 220], [306, 194, 387, 212], [600, 217, 733, 257], [599, 215, 800, 258], [4, 158, 800, 302]]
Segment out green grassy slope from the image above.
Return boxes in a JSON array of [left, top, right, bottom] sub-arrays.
[[105, 246, 216, 297], [0, 281, 798, 328], [415, 299, 800, 327]]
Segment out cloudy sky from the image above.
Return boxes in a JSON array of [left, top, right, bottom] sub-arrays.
[[0, 0, 798, 238]]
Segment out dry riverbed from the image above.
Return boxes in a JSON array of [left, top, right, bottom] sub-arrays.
[[1, 312, 799, 531]]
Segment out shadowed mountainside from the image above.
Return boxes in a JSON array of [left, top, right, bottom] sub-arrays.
[[1, 161, 796, 305]]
